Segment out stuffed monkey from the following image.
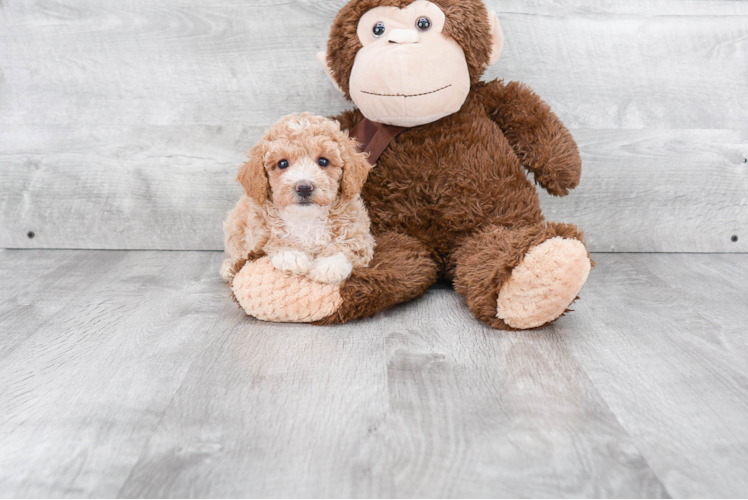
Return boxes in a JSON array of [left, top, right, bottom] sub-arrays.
[[225, 0, 592, 330]]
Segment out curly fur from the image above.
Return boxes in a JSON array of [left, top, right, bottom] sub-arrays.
[[222, 114, 375, 286]]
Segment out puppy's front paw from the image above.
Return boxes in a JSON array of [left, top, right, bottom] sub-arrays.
[[271, 251, 313, 276], [309, 253, 353, 285]]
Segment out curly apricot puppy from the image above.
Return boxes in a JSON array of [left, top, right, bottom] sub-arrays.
[[221, 113, 375, 287]]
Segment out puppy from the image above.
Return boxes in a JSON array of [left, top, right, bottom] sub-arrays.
[[221, 113, 375, 286]]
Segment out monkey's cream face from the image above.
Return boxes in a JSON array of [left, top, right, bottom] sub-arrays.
[[350, 0, 471, 127]]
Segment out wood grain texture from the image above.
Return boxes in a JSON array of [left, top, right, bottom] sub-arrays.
[[118, 287, 668, 498], [1, 126, 745, 252], [0, 125, 246, 251], [0, 0, 746, 252], [1, 250, 748, 497], [557, 253, 748, 498], [0, 250, 129, 360], [373, 296, 667, 498], [1, 0, 746, 129], [486, 0, 748, 130], [0, 251, 235, 497], [541, 129, 748, 253]]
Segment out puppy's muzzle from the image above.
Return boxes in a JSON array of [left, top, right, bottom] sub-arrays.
[[295, 181, 315, 199]]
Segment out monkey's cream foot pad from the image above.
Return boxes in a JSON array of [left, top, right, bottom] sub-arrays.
[[497, 237, 592, 329], [232, 257, 342, 323]]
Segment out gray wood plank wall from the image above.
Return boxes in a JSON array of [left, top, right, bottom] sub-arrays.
[[1, 0, 746, 252]]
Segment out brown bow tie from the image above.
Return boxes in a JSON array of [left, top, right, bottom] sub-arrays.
[[350, 118, 407, 165]]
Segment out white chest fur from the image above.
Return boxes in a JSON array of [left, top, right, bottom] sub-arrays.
[[278, 205, 332, 250]]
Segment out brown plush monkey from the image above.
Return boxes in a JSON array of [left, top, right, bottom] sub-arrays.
[[227, 0, 592, 330]]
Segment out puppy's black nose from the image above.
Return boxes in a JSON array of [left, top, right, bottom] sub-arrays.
[[296, 182, 314, 197]]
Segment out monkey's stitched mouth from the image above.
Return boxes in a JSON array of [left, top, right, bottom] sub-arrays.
[[360, 84, 452, 98]]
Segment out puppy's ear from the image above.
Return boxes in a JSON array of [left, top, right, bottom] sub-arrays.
[[341, 140, 373, 201], [237, 142, 269, 205]]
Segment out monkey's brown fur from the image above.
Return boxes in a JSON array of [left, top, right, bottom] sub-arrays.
[[316, 0, 590, 329], [230, 0, 591, 330]]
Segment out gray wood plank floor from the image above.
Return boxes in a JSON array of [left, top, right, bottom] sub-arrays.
[[1, 250, 747, 498]]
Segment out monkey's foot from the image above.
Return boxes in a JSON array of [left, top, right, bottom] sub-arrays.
[[233, 258, 343, 323], [497, 237, 591, 329], [231, 233, 437, 325]]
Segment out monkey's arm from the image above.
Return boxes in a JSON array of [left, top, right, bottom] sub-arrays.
[[480, 80, 582, 197]]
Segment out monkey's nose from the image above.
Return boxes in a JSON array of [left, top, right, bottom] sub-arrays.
[[296, 182, 315, 197], [388, 29, 419, 44]]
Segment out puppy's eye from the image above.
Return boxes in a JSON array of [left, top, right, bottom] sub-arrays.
[[317, 157, 330, 168], [278, 160, 290, 170], [416, 17, 431, 32], [373, 22, 386, 38]]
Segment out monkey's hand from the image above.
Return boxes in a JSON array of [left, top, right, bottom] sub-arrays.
[[480, 80, 582, 197]]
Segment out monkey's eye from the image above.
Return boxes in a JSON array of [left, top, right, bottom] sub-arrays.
[[317, 157, 330, 168], [372, 22, 386, 38], [278, 160, 290, 170], [416, 17, 432, 32]]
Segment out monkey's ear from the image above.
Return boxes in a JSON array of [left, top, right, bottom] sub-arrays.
[[317, 51, 345, 96], [237, 143, 269, 206], [487, 12, 504, 65], [341, 146, 373, 201]]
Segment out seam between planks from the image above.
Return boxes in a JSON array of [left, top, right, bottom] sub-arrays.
[[552, 321, 675, 498]]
